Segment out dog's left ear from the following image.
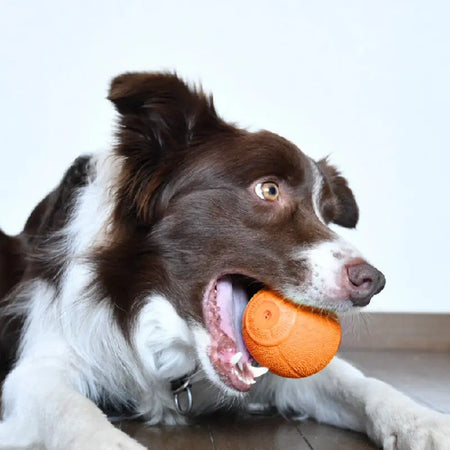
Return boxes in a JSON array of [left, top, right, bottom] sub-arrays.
[[107, 72, 229, 223], [108, 72, 226, 151], [317, 158, 359, 228]]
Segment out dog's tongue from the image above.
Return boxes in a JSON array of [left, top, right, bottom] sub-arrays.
[[216, 277, 251, 363]]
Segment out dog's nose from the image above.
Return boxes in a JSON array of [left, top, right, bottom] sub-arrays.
[[346, 263, 386, 306]]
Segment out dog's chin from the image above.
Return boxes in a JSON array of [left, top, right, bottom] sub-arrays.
[[201, 274, 270, 393]]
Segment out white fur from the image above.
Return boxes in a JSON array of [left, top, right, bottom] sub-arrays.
[[66, 152, 122, 252], [309, 158, 325, 224], [2, 151, 450, 450], [0, 155, 147, 449], [0, 356, 146, 450], [133, 296, 198, 425], [283, 237, 363, 312]]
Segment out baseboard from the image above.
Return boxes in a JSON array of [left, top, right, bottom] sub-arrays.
[[340, 313, 450, 351]]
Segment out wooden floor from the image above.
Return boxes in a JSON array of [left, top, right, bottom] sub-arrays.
[[118, 350, 450, 449]]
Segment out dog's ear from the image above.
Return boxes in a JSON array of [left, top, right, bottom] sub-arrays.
[[107, 72, 229, 223], [318, 158, 359, 228], [108, 72, 226, 152]]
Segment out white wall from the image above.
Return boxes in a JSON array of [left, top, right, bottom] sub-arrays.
[[0, 1, 449, 312]]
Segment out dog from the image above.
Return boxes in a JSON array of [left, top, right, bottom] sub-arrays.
[[0, 72, 449, 450]]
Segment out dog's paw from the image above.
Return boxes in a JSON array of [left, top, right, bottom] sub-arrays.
[[365, 381, 450, 450], [66, 427, 147, 450], [376, 410, 450, 450]]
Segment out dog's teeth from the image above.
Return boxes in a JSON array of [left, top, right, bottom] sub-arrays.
[[249, 365, 269, 378], [233, 369, 255, 385], [230, 352, 243, 365]]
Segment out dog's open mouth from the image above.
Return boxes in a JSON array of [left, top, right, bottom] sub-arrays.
[[202, 274, 270, 392]]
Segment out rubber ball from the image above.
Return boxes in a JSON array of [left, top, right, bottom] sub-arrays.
[[242, 289, 341, 378]]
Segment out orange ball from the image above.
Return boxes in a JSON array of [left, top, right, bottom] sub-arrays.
[[242, 290, 341, 378]]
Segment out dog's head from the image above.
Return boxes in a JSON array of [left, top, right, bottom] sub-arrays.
[[104, 72, 385, 392]]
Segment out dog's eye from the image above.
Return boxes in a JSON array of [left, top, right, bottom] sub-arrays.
[[255, 182, 280, 201]]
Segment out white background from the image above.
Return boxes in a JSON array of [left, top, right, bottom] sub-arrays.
[[0, 1, 449, 312]]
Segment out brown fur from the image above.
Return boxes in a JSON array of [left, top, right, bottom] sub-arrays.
[[92, 73, 359, 330], [0, 72, 360, 378]]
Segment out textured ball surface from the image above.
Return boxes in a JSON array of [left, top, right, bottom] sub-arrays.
[[242, 290, 341, 378]]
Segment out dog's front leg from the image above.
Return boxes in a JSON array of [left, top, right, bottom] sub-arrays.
[[0, 358, 146, 450], [260, 357, 450, 449]]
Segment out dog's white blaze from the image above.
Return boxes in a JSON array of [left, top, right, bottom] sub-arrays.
[[283, 238, 363, 312], [309, 159, 325, 224]]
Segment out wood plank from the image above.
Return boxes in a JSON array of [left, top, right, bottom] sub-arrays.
[[119, 416, 377, 450], [297, 420, 376, 449], [118, 421, 214, 450], [205, 416, 311, 450]]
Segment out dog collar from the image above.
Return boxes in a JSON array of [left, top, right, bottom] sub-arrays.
[[170, 368, 198, 415]]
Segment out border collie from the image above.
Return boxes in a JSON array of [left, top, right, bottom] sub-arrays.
[[1, 72, 449, 450]]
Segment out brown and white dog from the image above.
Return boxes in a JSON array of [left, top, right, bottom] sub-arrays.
[[0, 73, 449, 449]]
